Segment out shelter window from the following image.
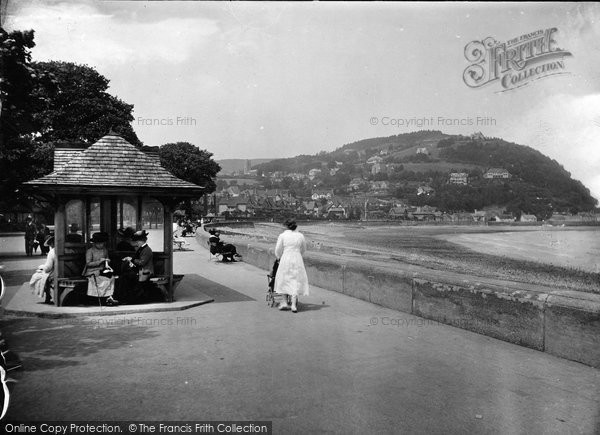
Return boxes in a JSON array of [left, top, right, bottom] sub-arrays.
[[117, 197, 137, 230], [65, 200, 84, 243], [88, 197, 102, 239], [142, 198, 164, 252]]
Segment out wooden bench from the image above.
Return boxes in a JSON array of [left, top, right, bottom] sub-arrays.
[[173, 238, 189, 251], [57, 277, 88, 306], [150, 274, 184, 302]]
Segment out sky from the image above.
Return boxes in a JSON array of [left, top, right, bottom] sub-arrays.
[[4, 1, 600, 200]]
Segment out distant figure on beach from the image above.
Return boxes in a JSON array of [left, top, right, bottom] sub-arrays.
[[274, 218, 309, 313]]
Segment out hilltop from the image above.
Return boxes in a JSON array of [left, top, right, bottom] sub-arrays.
[[250, 131, 597, 217]]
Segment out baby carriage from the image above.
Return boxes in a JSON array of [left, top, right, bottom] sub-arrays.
[[266, 259, 290, 308]]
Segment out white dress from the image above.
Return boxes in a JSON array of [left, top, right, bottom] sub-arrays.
[[274, 229, 309, 297]]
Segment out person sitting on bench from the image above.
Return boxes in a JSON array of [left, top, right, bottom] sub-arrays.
[[208, 228, 239, 262], [120, 230, 164, 303], [83, 232, 117, 306]]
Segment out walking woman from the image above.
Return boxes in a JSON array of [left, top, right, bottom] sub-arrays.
[[274, 218, 309, 312]]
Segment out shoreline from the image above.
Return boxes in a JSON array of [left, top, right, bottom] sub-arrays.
[[215, 222, 600, 295]]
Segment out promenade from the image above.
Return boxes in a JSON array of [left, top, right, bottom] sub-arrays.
[[1, 234, 599, 434]]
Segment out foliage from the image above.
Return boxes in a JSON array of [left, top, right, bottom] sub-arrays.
[[159, 142, 221, 194], [0, 28, 142, 204], [0, 29, 41, 201], [439, 140, 597, 212], [31, 61, 141, 146]]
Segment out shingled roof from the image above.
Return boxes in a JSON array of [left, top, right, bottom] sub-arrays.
[[24, 134, 204, 196]]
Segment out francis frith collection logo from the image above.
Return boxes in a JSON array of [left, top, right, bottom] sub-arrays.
[[463, 28, 572, 92]]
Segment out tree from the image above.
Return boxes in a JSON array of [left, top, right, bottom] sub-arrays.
[[0, 29, 44, 202], [0, 29, 142, 204], [31, 61, 141, 146], [159, 142, 221, 194]]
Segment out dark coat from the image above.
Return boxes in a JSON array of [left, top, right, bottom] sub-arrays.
[[132, 244, 154, 279]]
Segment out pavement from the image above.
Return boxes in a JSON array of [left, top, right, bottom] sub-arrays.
[[1, 235, 600, 434]]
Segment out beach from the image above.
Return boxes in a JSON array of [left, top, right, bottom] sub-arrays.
[[225, 222, 600, 294]]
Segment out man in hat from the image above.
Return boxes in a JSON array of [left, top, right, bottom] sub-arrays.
[[121, 230, 160, 303], [65, 223, 83, 243], [24, 216, 37, 257], [116, 227, 136, 252]]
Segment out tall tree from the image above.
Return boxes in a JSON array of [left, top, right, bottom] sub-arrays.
[[31, 61, 141, 146], [0, 28, 47, 202], [159, 142, 221, 194], [1, 29, 142, 204]]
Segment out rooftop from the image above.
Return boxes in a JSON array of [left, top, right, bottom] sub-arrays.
[[25, 134, 204, 196]]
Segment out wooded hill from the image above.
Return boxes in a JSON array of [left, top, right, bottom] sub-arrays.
[[253, 131, 597, 217]]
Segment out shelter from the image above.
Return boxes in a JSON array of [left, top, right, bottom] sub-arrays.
[[23, 133, 205, 305]]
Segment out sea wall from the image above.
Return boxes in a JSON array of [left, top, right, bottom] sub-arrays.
[[197, 230, 600, 368]]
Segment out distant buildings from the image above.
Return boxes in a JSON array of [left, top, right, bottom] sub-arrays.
[[520, 214, 538, 222], [308, 168, 322, 180], [366, 155, 383, 165], [417, 185, 434, 196], [311, 188, 334, 200], [483, 168, 511, 179], [449, 172, 469, 185]]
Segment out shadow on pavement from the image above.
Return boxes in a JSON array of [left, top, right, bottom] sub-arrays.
[[180, 273, 255, 303], [298, 303, 330, 312], [1, 269, 35, 286], [0, 317, 160, 372]]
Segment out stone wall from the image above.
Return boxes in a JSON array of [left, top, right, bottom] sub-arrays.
[[197, 229, 600, 368]]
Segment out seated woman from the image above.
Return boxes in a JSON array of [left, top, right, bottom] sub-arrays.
[[83, 232, 117, 306], [29, 235, 56, 304], [208, 228, 240, 262]]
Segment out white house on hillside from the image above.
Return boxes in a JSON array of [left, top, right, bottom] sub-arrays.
[[449, 172, 469, 185], [483, 168, 511, 179]]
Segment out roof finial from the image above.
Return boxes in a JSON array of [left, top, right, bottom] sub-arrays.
[[108, 125, 118, 136]]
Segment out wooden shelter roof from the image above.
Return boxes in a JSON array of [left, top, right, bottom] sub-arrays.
[[24, 134, 204, 197]]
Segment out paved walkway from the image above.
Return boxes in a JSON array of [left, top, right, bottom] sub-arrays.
[[0, 236, 599, 434]]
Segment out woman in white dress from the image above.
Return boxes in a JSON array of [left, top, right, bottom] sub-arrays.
[[274, 218, 309, 312], [29, 235, 56, 303]]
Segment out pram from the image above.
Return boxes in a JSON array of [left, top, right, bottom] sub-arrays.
[[266, 259, 290, 307]]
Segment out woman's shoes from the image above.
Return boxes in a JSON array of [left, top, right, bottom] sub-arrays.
[[278, 302, 290, 311], [106, 297, 119, 306]]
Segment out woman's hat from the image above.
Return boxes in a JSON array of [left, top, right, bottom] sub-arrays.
[[91, 232, 109, 243], [44, 235, 54, 247], [117, 227, 135, 238], [131, 230, 149, 241]]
